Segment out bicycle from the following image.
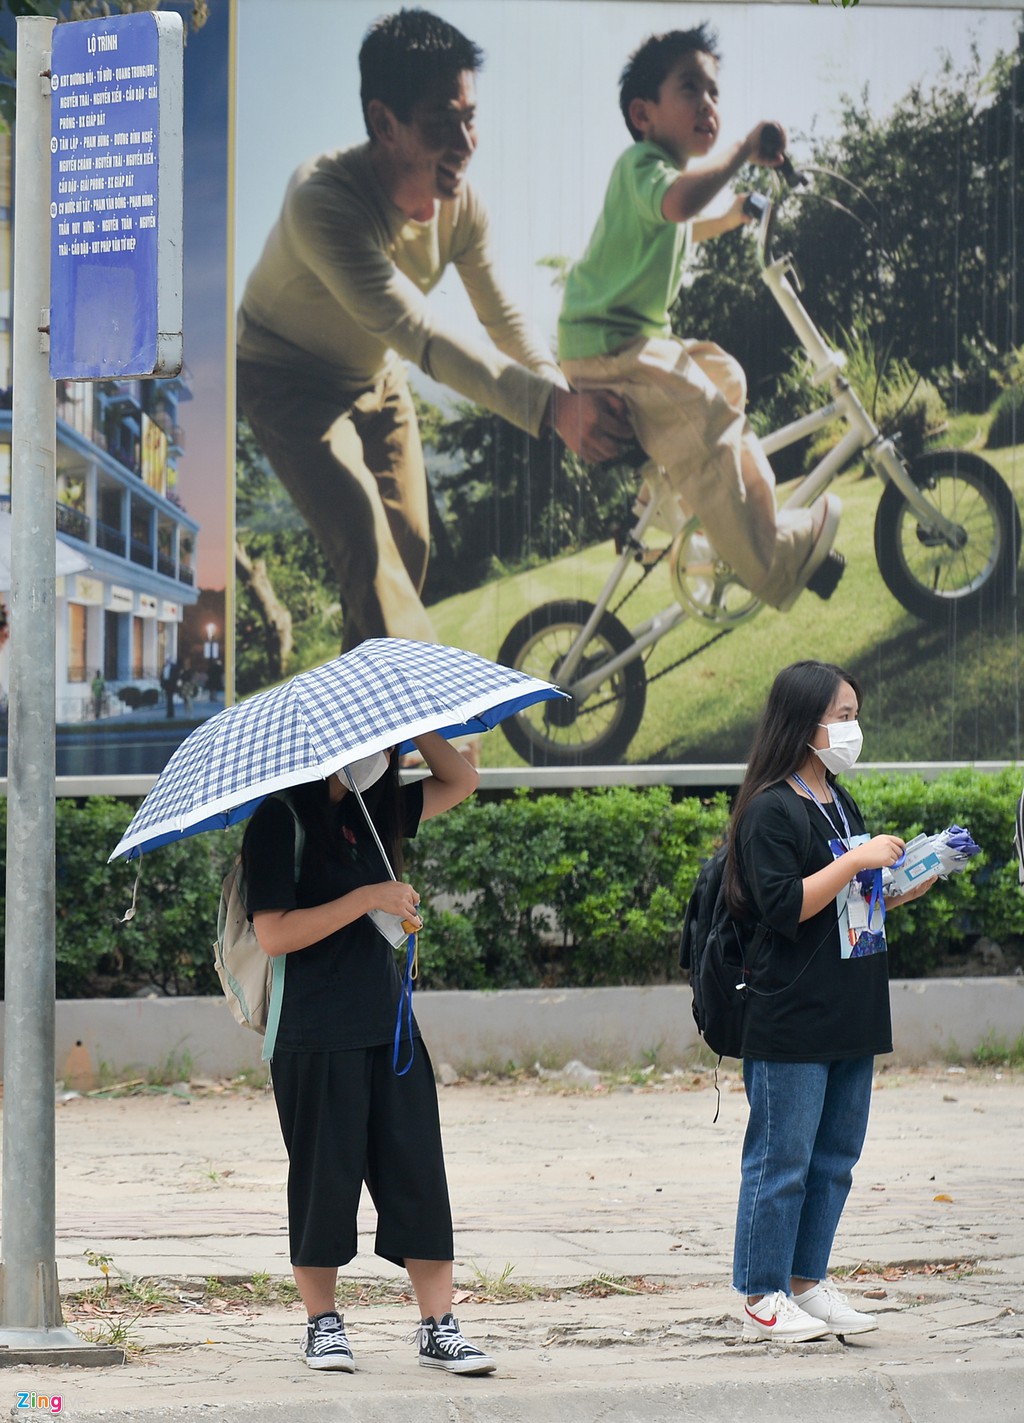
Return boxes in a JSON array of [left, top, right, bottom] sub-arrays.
[[498, 154, 1021, 767]]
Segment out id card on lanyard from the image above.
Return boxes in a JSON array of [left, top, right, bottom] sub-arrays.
[[794, 777, 887, 960]]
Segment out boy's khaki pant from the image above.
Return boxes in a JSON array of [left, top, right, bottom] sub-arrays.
[[563, 337, 819, 609], [237, 358, 436, 652]]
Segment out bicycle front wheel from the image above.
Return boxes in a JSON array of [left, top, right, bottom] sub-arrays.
[[874, 451, 1021, 622], [497, 600, 646, 766]]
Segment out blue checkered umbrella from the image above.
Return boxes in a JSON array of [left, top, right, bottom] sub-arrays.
[[109, 638, 566, 861]]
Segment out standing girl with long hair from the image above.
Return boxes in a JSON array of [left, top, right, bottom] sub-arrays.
[[725, 660, 935, 1343]]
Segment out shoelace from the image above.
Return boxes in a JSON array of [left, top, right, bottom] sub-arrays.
[[748, 1290, 802, 1322], [424, 1318, 476, 1356], [311, 1317, 349, 1349], [818, 1281, 854, 1308]]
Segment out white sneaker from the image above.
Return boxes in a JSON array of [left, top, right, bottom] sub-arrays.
[[793, 1280, 878, 1335], [741, 1290, 830, 1343]]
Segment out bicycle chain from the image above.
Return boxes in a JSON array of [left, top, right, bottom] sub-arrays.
[[575, 626, 734, 720]]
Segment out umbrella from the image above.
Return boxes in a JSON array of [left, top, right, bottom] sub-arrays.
[[0, 511, 91, 586], [109, 637, 567, 861]]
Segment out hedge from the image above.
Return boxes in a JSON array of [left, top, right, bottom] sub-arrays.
[[0, 769, 1021, 998]]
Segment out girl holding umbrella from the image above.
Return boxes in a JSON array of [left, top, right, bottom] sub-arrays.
[[242, 730, 495, 1376]]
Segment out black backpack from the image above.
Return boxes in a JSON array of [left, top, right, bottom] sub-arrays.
[[679, 790, 812, 1061]]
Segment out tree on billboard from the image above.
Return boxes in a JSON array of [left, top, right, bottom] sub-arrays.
[[683, 23, 1023, 425], [420, 397, 641, 602], [0, 0, 211, 128], [235, 414, 342, 694]]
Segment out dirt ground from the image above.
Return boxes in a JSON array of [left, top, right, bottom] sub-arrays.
[[0, 1063, 1021, 1421]]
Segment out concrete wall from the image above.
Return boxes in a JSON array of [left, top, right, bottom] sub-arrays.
[[2, 980, 1022, 1084]]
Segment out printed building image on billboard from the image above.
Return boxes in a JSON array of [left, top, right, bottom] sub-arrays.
[[234, 0, 1022, 769], [0, 0, 230, 778]]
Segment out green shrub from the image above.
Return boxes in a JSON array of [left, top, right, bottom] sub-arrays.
[[0, 797, 240, 999], [407, 772, 1022, 988], [407, 786, 730, 988], [831, 769, 1024, 977], [986, 382, 1022, 450], [0, 771, 1021, 997]]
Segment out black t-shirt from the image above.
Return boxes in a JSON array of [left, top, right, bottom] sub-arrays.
[[242, 782, 423, 1052], [735, 780, 893, 1062]]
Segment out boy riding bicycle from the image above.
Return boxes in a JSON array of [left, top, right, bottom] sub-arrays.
[[558, 25, 844, 611]]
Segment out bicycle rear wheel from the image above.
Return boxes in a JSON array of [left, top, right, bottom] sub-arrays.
[[497, 600, 646, 766]]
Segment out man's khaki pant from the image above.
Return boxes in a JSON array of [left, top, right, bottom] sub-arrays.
[[563, 337, 818, 609], [237, 360, 435, 651]]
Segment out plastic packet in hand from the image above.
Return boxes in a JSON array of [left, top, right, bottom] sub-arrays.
[[883, 824, 980, 896], [369, 907, 414, 947]]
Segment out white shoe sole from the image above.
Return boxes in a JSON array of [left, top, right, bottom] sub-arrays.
[[304, 1352, 356, 1372], [825, 1317, 879, 1336], [419, 1355, 497, 1374]]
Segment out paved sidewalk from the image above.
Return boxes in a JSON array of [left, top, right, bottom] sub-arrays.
[[1, 1065, 1022, 1421]]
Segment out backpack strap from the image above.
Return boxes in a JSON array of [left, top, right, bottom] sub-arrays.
[[766, 783, 815, 867], [260, 791, 305, 1064], [737, 785, 814, 975]]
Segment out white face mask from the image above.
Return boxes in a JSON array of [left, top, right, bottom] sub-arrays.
[[338, 750, 390, 794], [811, 719, 863, 774]]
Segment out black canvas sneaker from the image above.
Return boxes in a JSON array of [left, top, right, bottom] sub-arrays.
[[417, 1313, 496, 1374], [303, 1311, 355, 1371]]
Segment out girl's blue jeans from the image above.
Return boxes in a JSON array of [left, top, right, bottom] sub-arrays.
[[732, 1055, 875, 1296]]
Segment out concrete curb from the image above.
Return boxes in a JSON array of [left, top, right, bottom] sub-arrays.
[[30, 1365, 1024, 1423], [2, 978, 1021, 1083]]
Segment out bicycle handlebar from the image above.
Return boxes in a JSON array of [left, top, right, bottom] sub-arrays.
[[758, 123, 808, 189]]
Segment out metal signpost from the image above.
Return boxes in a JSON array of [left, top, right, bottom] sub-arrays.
[[0, 10, 182, 1363]]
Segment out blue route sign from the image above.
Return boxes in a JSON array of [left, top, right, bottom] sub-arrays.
[[49, 11, 183, 380]]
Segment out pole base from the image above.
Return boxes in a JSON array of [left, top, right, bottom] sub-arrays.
[[0, 1326, 125, 1366]]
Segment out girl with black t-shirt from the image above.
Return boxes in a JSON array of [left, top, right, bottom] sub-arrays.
[[723, 661, 935, 1345], [242, 732, 496, 1377]]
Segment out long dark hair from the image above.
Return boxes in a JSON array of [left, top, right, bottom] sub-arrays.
[[723, 660, 862, 915], [242, 753, 405, 879]]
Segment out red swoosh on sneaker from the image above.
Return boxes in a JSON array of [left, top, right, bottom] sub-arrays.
[[745, 1306, 777, 1327]]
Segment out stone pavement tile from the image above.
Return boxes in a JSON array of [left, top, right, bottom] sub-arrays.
[[553, 1230, 681, 1252], [913, 1300, 1011, 1328]]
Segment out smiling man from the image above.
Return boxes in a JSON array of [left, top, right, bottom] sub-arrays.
[[237, 7, 630, 652]]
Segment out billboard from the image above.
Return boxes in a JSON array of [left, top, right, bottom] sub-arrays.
[[229, 1, 1008, 773], [0, 0, 231, 777]]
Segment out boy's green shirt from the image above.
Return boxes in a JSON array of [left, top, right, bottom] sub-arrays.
[[558, 140, 692, 362]]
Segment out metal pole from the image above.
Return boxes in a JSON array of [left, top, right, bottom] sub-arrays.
[[0, 15, 120, 1363]]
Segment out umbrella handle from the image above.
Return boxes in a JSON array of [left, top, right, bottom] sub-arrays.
[[350, 783, 421, 937]]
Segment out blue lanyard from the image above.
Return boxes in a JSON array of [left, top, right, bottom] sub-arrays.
[[792, 774, 853, 847], [392, 932, 417, 1076]]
